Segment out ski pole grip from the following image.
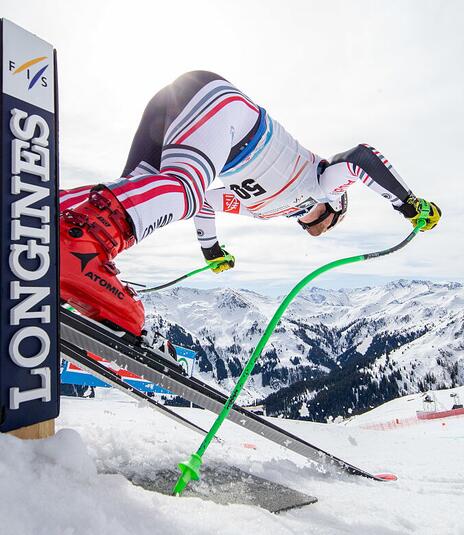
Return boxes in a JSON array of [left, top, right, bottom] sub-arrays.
[[207, 260, 222, 271], [206, 255, 235, 272], [415, 199, 431, 231]]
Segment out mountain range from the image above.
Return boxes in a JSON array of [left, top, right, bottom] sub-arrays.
[[142, 280, 463, 421]]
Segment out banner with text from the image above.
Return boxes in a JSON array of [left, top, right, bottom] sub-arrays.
[[61, 347, 197, 394], [0, 19, 59, 432]]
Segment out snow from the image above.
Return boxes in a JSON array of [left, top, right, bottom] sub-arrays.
[[346, 385, 464, 426], [1, 387, 464, 534], [356, 335, 372, 356], [141, 281, 464, 403]]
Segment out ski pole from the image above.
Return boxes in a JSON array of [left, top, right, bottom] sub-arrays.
[[172, 201, 431, 496], [138, 261, 225, 294]]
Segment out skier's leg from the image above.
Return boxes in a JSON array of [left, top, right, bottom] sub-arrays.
[[60, 72, 259, 337], [121, 71, 230, 177], [60, 185, 93, 211], [60, 187, 144, 336], [113, 71, 260, 241]]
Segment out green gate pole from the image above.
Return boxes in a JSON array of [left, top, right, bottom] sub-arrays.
[[173, 202, 430, 495]]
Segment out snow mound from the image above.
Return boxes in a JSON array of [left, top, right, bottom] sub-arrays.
[[2, 391, 464, 534]]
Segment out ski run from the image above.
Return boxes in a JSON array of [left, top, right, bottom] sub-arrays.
[[59, 307, 388, 481], [0, 384, 462, 534]]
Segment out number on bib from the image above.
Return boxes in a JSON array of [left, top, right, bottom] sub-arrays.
[[230, 179, 266, 200]]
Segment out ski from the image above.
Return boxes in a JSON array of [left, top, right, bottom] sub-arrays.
[[61, 340, 319, 511], [60, 340, 209, 437], [60, 307, 392, 481]]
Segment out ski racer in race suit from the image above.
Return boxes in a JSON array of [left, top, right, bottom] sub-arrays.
[[60, 71, 441, 339]]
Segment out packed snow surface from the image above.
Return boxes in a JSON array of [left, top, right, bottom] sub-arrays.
[[1, 387, 463, 535]]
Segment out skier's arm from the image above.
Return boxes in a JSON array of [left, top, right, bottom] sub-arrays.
[[318, 144, 441, 230], [194, 187, 254, 273], [194, 187, 254, 249]]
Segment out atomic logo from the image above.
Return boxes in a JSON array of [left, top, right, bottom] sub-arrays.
[[71, 252, 99, 272], [10, 56, 49, 90]]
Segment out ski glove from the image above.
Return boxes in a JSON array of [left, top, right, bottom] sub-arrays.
[[395, 195, 441, 231], [202, 241, 235, 274]]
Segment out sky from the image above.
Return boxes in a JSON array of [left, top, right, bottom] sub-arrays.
[[3, 0, 463, 295]]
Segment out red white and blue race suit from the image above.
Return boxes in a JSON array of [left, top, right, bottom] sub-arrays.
[[60, 71, 414, 250]]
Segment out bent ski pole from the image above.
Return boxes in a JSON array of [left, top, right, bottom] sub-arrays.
[[138, 261, 224, 294], [173, 202, 430, 496]]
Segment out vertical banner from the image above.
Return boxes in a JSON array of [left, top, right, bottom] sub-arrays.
[[0, 19, 59, 432]]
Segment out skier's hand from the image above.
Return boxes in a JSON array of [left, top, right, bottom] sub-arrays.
[[202, 242, 235, 274], [396, 195, 441, 231], [208, 254, 235, 273]]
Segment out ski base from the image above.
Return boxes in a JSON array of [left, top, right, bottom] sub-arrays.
[[126, 465, 318, 513]]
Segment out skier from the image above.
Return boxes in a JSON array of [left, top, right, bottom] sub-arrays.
[[60, 71, 441, 342]]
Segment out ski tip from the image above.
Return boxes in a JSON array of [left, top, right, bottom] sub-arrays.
[[375, 473, 398, 481]]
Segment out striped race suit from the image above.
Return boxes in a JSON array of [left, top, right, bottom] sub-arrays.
[[60, 71, 413, 249]]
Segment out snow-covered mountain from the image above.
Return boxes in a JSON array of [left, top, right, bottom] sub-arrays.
[[142, 280, 464, 421]]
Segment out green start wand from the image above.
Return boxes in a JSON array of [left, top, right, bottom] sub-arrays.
[[173, 201, 430, 496]]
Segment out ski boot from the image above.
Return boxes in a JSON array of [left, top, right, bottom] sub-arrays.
[[60, 185, 178, 363], [60, 185, 144, 340]]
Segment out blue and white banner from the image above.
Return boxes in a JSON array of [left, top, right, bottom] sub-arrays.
[[0, 20, 59, 432], [61, 346, 197, 395]]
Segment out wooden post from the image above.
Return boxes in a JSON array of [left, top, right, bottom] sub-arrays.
[[8, 419, 55, 440]]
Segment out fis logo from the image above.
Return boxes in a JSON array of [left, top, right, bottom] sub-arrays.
[[9, 56, 49, 90]]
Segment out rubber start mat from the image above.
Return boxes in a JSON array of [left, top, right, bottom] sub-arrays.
[[127, 465, 318, 513]]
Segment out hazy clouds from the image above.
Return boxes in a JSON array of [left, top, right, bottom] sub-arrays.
[[3, 0, 463, 293]]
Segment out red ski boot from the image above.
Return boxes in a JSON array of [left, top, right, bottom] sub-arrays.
[[60, 186, 145, 339]]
